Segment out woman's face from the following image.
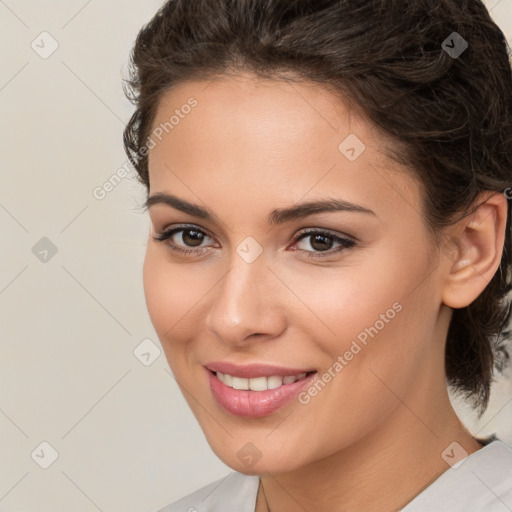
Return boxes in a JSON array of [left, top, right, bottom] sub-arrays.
[[144, 73, 448, 474]]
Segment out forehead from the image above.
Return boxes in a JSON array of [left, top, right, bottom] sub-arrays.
[[149, 72, 368, 160], [147, 73, 421, 225]]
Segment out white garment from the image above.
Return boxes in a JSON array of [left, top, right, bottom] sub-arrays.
[[155, 438, 512, 512]]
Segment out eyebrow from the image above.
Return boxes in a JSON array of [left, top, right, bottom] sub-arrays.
[[144, 192, 376, 225]]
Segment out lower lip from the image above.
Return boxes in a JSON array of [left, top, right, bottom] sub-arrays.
[[205, 367, 317, 418]]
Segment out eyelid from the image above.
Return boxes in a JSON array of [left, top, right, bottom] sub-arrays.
[[153, 223, 218, 247], [154, 223, 216, 242], [155, 223, 355, 243], [153, 223, 356, 259], [295, 226, 356, 241]]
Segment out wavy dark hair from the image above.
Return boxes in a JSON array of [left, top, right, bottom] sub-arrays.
[[123, 0, 512, 416]]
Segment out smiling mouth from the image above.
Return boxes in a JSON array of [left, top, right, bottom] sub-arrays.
[[209, 369, 317, 391]]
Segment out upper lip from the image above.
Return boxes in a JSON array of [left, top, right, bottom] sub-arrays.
[[205, 361, 316, 378]]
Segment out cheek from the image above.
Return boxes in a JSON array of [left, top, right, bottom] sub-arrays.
[[142, 248, 206, 349], [315, 244, 430, 356], [299, 259, 436, 440], [296, 248, 431, 394], [142, 248, 173, 335], [280, 251, 408, 353], [143, 249, 207, 383]]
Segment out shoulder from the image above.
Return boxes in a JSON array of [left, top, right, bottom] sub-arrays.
[[153, 471, 260, 512], [402, 438, 512, 511]]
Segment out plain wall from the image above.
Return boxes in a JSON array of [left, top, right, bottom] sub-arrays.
[[1, 1, 511, 511]]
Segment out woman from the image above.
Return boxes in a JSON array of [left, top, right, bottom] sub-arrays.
[[123, 0, 512, 510]]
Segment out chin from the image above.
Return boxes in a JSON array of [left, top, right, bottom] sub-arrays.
[[207, 438, 309, 476]]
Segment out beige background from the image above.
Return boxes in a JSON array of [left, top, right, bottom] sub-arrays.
[[1, 1, 511, 511]]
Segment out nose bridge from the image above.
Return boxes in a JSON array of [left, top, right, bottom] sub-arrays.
[[206, 246, 284, 343]]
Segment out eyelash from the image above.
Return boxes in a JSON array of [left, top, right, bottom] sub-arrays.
[[153, 224, 356, 259]]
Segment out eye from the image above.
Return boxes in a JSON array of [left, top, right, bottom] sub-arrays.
[[292, 229, 356, 258], [153, 225, 356, 259], [153, 225, 215, 256]]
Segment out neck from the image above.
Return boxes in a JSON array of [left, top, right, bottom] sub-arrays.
[[256, 385, 482, 512]]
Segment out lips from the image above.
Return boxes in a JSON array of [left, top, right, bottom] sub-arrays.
[[204, 361, 318, 417], [206, 369, 317, 417], [205, 361, 316, 378]]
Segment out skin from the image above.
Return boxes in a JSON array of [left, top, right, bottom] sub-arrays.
[[143, 72, 507, 512]]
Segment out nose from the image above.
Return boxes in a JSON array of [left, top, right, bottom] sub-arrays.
[[205, 249, 287, 347]]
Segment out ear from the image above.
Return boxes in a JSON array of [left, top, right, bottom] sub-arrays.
[[441, 191, 508, 309]]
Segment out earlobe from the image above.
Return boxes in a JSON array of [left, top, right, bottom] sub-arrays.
[[441, 191, 508, 309]]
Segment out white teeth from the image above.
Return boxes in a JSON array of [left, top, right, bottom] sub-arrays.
[[232, 376, 249, 390], [223, 373, 233, 387], [215, 371, 309, 391], [249, 376, 267, 391], [267, 376, 283, 389]]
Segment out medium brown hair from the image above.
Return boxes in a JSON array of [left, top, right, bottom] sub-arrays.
[[123, 0, 512, 415]]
